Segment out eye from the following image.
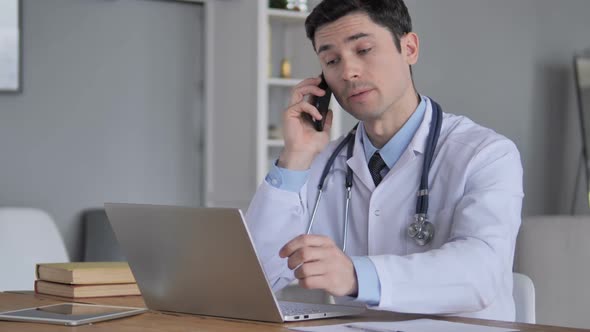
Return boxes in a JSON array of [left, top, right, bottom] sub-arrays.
[[325, 57, 340, 66], [358, 48, 372, 55]]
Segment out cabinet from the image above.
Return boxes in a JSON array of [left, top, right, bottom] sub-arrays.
[[256, 2, 343, 184]]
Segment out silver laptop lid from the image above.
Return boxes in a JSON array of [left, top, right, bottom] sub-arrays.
[[105, 203, 284, 322]]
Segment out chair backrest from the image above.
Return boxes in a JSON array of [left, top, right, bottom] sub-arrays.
[[513, 272, 535, 324], [0, 208, 69, 291], [514, 215, 590, 329], [82, 209, 125, 262]]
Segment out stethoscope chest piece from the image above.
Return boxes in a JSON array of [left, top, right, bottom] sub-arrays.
[[407, 214, 435, 246]]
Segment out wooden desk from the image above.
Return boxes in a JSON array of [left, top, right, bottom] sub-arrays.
[[0, 292, 587, 331]]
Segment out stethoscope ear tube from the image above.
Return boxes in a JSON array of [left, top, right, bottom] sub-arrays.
[[308, 125, 358, 239], [415, 101, 443, 216], [317, 126, 357, 190], [409, 100, 443, 246]]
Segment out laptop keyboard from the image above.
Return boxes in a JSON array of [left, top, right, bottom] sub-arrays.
[[278, 301, 336, 315]]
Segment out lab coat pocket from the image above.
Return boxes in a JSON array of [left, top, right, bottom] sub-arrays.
[[405, 207, 455, 255]]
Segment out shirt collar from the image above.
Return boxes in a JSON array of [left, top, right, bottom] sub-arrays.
[[359, 95, 427, 169]]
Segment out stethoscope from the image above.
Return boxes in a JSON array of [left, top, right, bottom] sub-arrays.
[[306, 99, 443, 252]]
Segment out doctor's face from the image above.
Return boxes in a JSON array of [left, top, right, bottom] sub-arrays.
[[314, 12, 419, 122]]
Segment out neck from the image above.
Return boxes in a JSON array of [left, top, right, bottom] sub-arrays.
[[364, 88, 420, 149]]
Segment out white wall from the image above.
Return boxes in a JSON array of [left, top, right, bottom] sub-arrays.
[[204, 0, 259, 209], [0, 0, 205, 260]]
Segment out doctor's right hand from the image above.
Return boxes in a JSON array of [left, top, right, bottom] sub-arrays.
[[278, 76, 333, 171], [279, 234, 358, 297]]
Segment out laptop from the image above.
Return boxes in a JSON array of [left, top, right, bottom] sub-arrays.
[[104, 203, 365, 322]]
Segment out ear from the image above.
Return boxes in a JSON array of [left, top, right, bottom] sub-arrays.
[[402, 32, 419, 65]]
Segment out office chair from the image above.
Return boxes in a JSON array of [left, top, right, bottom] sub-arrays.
[[0, 208, 69, 291], [513, 272, 536, 324], [515, 215, 590, 329]]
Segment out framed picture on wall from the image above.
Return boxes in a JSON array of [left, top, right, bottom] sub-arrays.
[[0, 0, 21, 92]]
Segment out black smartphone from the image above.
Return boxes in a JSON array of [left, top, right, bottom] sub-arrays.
[[307, 74, 332, 131]]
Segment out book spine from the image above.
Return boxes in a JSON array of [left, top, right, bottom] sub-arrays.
[[34, 280, 141, 299]]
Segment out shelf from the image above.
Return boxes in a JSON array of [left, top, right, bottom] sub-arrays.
[[268, 77, 302, 87], [257, 2, 341, 185], [268, 8, 308, 24], [267, 139, 285, 147]]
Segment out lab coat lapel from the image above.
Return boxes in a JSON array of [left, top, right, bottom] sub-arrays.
[[410, 97, 433, 156], [346, 127, 376, 191]]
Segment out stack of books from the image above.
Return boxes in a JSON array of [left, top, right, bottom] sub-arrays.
[[35, 262, 140, 298]]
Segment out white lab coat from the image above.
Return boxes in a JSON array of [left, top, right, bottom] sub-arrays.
[[246, 98, 523, 321]]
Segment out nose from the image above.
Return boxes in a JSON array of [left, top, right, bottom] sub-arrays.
[[340, 57, 361, 81]]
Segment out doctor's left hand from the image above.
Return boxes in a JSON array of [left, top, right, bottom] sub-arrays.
[[279, 234, 358, 297]]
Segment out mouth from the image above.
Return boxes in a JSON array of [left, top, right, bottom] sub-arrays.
[[348, 88, 374, 101]]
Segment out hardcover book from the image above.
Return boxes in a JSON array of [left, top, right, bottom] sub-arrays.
[[34, 280, 140, 298], [36, 262, 136, 285]]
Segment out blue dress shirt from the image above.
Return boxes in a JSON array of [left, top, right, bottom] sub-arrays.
[[265, 96, 427, 305]]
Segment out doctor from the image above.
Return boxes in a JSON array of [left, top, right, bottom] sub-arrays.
[[246, 0, 523, 321]]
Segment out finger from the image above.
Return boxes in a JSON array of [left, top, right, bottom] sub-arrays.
[[287, 246, 329, 270], [290, 85, 326, 106], [280, 234, 332, 258], [285, 100, 324, 122], [279, 234, 334, 258], [293, 76, 322, 90], [294, 261, 326, 279], [298, 275, 326, 290], [322, 109, 334, 132]]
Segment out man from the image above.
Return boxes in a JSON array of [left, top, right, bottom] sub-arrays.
[[246, 0, 523, 321]]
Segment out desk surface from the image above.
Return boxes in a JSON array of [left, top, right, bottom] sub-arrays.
[[0, 292, 588, 331]]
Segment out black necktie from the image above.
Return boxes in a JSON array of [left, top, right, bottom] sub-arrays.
[[368, 152, 387, 186]]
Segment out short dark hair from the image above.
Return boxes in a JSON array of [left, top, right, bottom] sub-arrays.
[[305, 0, 413, 53]]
